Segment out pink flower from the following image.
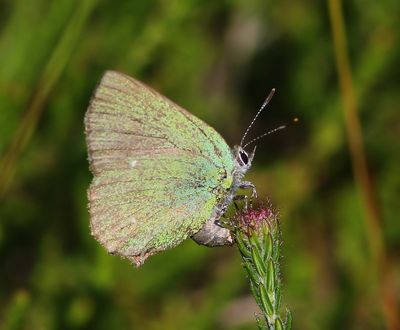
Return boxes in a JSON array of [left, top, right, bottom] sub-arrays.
[[236, 203, 277, 235]]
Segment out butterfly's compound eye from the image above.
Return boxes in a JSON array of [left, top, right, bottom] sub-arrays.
[[239, 150, 249, 165]]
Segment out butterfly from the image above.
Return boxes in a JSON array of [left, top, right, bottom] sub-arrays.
[[85, 71, 276, 266]]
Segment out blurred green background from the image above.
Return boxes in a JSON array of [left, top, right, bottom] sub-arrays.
[[0, 0, 399, 329]]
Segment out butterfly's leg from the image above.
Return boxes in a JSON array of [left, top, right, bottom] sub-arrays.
[[238, 181, 257, 198]]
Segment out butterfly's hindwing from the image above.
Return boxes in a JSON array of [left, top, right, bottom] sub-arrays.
[[85, 71, 234, 265]]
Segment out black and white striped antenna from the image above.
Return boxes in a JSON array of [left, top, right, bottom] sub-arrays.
[[242, 118, 299, 149], [240, 88, 276, 147]]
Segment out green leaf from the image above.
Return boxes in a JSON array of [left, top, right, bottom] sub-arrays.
[[255, 315, 266, 330], [259, 283, 274, 315], [264, 231, 273, 260], [275, 285, 281, 311], [272, 234, 281, 261], [249, 230, 261, 250], [284, 310, 293, 330], [251, 245, 266, 277], [244, 261, 259, 287], [267, 260, 275, 292], [275, 317, 284, 330], [250, 281, 262, 307], [236, 232, 251, 258]]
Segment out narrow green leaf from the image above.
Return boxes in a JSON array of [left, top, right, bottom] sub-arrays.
[[251, 245, 266, 277], [262, 221, 270, 236], [236, 233, 251, 258], [284, 310, 293, 330], [255, 315, 266, 330], [249, 231, 261, 249], [272, 233, 281, 261], [250, 281, 262, 307], [264, 231, 273, 260], [244, 261, 259, 287], [275, 285, 281, 311], [275, 317, 284, 330], [267, 260, 275, 292], [259, 283, 274, 315]]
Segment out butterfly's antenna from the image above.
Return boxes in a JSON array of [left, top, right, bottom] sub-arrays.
[[243, 118, 299, 149], [240, 88, 276, 147]]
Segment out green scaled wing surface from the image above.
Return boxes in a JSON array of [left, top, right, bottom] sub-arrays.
[[85, 71, 234, 266]]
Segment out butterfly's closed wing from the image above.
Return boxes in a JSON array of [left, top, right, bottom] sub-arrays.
[[85, 71, 234, 265]]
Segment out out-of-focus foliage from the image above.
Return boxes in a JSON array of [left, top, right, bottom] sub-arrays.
[[0, 0, 399, 329]]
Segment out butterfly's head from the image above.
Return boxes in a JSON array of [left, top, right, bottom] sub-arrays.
[[233, 145, 256, 176]]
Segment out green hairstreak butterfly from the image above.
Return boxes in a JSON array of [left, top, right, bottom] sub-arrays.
[[85, 71, 276, 266]]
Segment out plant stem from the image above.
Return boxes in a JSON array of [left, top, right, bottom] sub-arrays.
[[327, 1, 398, 328]]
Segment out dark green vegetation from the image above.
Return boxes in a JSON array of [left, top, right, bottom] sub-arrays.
[[0, 1, 399, 329]]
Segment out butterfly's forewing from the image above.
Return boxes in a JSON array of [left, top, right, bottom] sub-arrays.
[[85, 71, 234, 266]]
